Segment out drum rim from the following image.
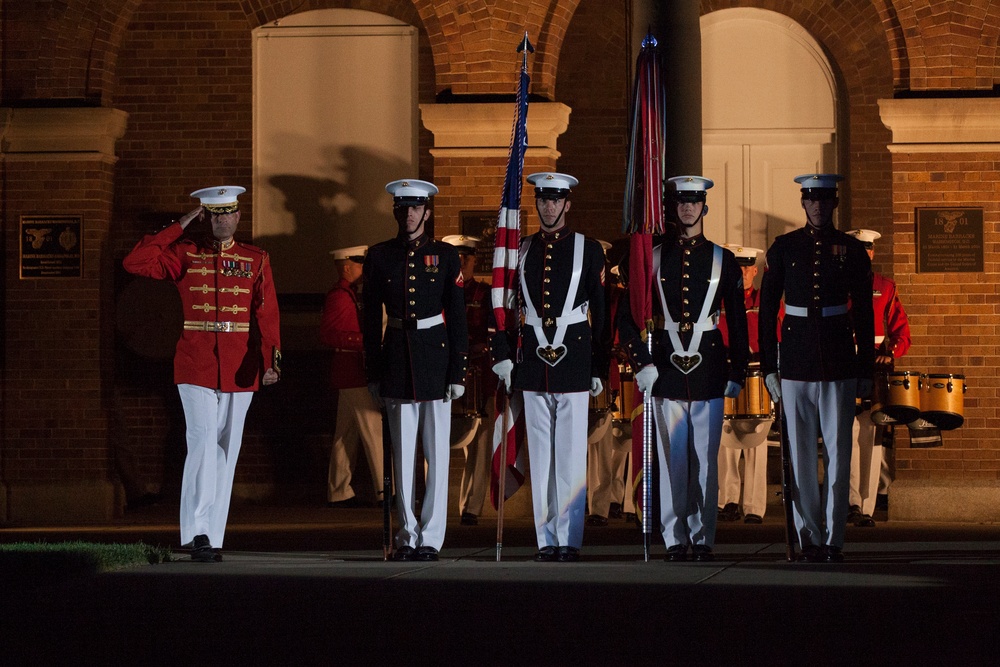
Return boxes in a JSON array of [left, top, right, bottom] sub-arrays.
[[888, 370, 920, 377]]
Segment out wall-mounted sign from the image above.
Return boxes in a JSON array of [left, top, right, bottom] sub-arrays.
[[460, 210, 500, 274], [915, 207, 983, 273], [20, 215, 84, 279]]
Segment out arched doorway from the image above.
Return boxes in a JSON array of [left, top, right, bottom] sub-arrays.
[[700, 8, 839, 260], [252, 8, 418, 295]]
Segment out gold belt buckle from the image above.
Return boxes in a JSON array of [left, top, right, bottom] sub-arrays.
[[543, 317, 555, 328], [680, 322, 693, 333]]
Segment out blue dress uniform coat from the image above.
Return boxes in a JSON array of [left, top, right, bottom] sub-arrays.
[[362, 235, 468, 399], [490, 229, 609, 391], [618, 235, 749, 399], [759, 225, 875, 382]]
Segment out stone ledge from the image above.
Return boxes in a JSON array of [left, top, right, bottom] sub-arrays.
[[4, 480, 120, 524], [1, 107, 128, 157], [889, 478, 1000, 523], [879, 98, 1000, 147], [419, 102, 571, 151]]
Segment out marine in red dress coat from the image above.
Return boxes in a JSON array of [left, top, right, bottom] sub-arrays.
[[123, 185, 280, 562]]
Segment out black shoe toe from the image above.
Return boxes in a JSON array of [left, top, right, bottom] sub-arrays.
[[534, 546, 558, 562]]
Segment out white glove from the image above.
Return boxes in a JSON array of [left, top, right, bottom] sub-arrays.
[[445, 384, 465, 401], [492, 359, 513, 393], [724, 380, 742, 399], [589, 377, 604, 397], [765, 373, 781, 401], [857, 378, 873, 399], [367, 382, 384, 409], [635, 364, 658, 394]]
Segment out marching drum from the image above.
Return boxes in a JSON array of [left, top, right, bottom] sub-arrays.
[[920, 373, 966, 431], [612, 369, 636, 424], [724, 366, 772, 420], [872, 370, 921, 424]]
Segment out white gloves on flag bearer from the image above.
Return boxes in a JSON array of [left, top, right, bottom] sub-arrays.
[[492, 359, 513, 393], [590, 377, 603, 398], [635, 364, 658, 394], [444, 384, 465, 401]]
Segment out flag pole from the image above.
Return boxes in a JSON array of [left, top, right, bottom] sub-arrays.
[[495, 32, 533, 562]]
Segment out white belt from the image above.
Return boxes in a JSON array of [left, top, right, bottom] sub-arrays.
[[386, 313, 444, 330], [662, 312, 719, 333], [784, 303, 848, 317], [524, 302, 589, 328]]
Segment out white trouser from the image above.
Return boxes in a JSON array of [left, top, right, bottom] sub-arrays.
[[459, 402, 494, 516], [523, 391, 589, 549], [327, 387, 383, 502], [652, 397, 724, 549], [880, 444, 895, 495], [718, 422, 769, 517], [587, 411, 614, 516], [782, 378, 855, 549], [177, 384, 253, 548], [385, 398, 451, 550], [849, 408, 881, 515]]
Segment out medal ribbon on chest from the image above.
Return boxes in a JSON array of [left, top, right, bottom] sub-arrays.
[[424, 255, 439, 273]]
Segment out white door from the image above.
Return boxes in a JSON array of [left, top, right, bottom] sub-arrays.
[[701, 8, 839, 272]]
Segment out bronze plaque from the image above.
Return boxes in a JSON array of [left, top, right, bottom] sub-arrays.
[[460, 210, 500, 274], [915, 207, 983, 273], [20, 215, 84, 279]]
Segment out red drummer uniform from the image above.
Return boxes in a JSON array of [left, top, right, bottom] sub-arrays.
[[123, 222, 281, 390], [321, 277, 366, 389], [720, 285, 760, 355], [872, 272, 911, 359]]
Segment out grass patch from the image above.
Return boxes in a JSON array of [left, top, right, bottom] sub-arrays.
[[0, 541, 175, 583]]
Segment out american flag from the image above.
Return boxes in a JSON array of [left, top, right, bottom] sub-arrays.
[[489, 39, 530, 508]]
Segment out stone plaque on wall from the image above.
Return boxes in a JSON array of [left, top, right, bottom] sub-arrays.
[[20, 215, 83, 279], [915, 207, 984, 273], [460, 210, 499, 275]]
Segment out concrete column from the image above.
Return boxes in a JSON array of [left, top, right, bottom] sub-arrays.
[[1, 107, 128, 523]]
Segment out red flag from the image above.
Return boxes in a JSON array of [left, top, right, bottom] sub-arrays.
[[622, 35, 667, 526]]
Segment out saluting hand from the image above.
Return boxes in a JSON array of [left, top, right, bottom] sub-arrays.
[[177, 207, 204, 230]]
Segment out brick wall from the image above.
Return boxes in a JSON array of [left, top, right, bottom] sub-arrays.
[[889, 150, 1000, 480], [2, 157, 116, 484]]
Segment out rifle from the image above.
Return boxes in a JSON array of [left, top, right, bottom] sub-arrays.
[[775, 388, 798, 562], [381, 405, 392, 561]]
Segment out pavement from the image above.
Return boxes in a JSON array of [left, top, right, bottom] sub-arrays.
[[3, 502, 1000, 665]]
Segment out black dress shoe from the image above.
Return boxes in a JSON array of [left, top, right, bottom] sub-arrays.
[[797, 545, 823, 563], [460, 512, 479, 526], [415, 546, 439, 561], [717, 502, 741, 522], [743, 513, 763, 524], [392, 546, 416, 561], [691, 545, 714, 562], [191, 534, 218, 563], [846, 504, 863, 524], [824, 545, 845, 563], [586, 514, 608, 527], [557, 546, 580, 562], [856, 514, 875, 527], [534, 546, 558, 562], [609, 502, 624, 519], [665, 545, 688, 562]]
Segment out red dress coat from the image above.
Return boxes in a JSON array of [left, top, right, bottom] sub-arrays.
[[320, 277, 366, 390], [123, 223, 281, 392]]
